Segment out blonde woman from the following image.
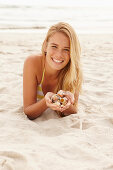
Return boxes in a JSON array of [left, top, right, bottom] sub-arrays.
[[23, 22, 83, 119]]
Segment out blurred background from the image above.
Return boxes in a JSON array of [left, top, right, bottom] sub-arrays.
[[0, 0, 113, 34]]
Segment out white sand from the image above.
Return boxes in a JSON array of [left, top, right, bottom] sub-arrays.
[[0, 33, 113, 170]]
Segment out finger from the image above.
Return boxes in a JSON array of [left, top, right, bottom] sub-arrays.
[[65, 91, 74, 98], [49, 104, 61, 111], [66, 95, 74, 104], [67, 100, 71, 105], [60, 105, 70, 112], [58, 90, 65, 94], [70, 99, 74, 104], [47, 98, 52, 104], [60, 107, 66, 112]]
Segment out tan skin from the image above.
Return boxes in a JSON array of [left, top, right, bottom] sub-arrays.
[[23, 32, 79, 120]]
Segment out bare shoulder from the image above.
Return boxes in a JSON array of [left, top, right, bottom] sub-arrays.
[[24, 54, 43, 73], [24, 54, 43, 66]]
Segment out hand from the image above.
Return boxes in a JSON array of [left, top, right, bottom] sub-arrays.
[[45, 92, 62, 111], [58, 90, 75, 105], [60, 99, 71, 112], [57, 90, 75, 113]]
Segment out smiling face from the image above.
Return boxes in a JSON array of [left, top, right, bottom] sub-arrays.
[[45, 32, 70, 71]]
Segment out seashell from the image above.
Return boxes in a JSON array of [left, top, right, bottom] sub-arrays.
[[51, 94, 60, 103], [51, 91, 68, 107], [60, 98, 65, 103], [60, 97, 68, 106], [57, 90, 64, 98], [54, 101, 61, 106]]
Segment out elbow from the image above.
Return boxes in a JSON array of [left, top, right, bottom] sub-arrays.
[[26, 115, 36, 120], [24, 107, 29, 116], [24, 111, 37, 120], [23, 107, 41, 120], [23, 108, 36, 120]]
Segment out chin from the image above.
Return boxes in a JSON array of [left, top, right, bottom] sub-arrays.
[[52, 64, 67, 71]]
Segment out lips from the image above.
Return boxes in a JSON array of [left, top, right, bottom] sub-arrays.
[[52, 58, 64, 63]]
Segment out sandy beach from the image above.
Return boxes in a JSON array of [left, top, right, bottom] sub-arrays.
[[0, 32, 113, 170]]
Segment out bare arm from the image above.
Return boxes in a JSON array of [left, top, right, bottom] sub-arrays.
[[23, 56, 48, 120], [24, 98, 48, 120]]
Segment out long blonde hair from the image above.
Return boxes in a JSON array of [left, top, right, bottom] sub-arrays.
[[42, 22, 83, 95]]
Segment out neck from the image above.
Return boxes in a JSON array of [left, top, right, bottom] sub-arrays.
[[44, 61, 60, 80]]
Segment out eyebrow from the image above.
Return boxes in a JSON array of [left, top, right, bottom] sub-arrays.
[[50, 43, 70, 49]]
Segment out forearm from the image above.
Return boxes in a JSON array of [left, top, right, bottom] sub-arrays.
[[24, 98, 48, 120]]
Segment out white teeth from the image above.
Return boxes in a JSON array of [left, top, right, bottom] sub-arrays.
[[53, 58, 63, 63]]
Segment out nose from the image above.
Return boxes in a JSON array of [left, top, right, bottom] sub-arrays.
[[55, 49, 63, 59]]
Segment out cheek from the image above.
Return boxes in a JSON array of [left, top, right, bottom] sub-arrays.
[[65, 53, 70, 61], [63, 50, 70, 56], [46, 47, 54, 55]]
